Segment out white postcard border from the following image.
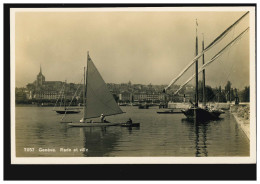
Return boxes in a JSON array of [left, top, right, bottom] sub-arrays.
[[10, 6, 256, 164]]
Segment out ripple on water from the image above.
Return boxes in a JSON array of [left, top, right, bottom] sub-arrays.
[[15, 106, 249, 157]]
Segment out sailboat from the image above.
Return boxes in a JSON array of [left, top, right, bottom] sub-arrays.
[[181, 23, 224, 122], [54, 80, 81, 114], [68, 52, 125, 127], [163, 12, 249, 122]]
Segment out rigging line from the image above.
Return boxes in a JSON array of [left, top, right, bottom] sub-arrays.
[[66, 80, 83, 108], [59, 89, 65, 109], [223, 29, 238, 87], [204, 11, 249, 51], [61, 79, 84, 121], [59, 83, 66, 109], [217, 26, 236, 90], [214, 41, 240, 104], [164, 11, 249, 91], [173, 27, 249, 96], [53, 82, 65, 110]]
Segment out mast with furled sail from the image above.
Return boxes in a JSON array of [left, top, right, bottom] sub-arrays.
[[173, 27, 249, 96], [174, 13, 249, 121], [164, 11, 249, 92]]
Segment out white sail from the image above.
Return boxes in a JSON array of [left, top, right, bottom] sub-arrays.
[[84, 54, 123, 119]]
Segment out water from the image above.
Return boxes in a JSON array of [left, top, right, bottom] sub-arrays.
[[15, 106, 249, 157]]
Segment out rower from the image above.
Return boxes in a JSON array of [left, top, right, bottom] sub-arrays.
[[126, 118, 133, 125]]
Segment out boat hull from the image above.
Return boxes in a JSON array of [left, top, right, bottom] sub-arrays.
[[138, 105, 149, 109], [56, 110, 80, 114], [68, 122, 121, 127], [181, 107, 223, 121]]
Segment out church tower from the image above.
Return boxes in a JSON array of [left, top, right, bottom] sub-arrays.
[[36, 65, 45, 87]]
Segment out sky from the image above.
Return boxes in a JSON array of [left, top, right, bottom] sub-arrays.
[[14, 9, 251, 90]]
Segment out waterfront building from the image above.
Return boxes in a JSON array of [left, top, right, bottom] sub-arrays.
[[133, 92, 147, 102], [119, 91, 133, 102], [25, 66, 82, 101]]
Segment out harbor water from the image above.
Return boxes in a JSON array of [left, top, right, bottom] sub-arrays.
[[15, 106, 249, 157]]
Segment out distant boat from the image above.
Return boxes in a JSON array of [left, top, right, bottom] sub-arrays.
[[68, 52, 125, 127], [157, 109, 182, 114], [132, 103, 140, 106], [159, 103, 167, 109], [119, 103, 128, 106], [56, 109, 80, 114], [138, 104, 149, 109], [53, 80, 81, 114]]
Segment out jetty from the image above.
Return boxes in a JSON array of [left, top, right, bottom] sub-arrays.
[[230, 104, 250, 140]]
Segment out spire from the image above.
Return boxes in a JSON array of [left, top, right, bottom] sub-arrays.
[[40, 64, 42, 74]]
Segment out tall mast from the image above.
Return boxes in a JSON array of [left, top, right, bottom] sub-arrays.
[[64, 80, 67, 109], [202, 34, 206, 107], [83, 66, 86, 120], [195, 19, 199, 108]]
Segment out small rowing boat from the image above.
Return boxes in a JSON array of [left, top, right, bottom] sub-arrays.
[[120, 123, 140, 127]]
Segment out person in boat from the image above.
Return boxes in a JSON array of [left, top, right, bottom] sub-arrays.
[[100, 114, 105, 122], [100, 114, 110, 123], [126, 118, 133, 125], [80, 118, 85, 123]]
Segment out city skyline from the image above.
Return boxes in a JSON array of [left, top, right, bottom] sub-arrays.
[[18, 64, 248, 92], [15, 10, 250, 90]]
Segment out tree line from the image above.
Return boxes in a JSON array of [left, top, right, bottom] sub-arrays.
[[197, 81, 249, 103]]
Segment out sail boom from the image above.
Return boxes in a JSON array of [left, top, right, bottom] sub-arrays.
[[84, 111, 125, 120], [204, 11, 249, 51]]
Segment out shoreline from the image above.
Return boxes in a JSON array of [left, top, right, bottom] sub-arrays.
[[232, 113, 250, 141], [15, 104, 83, 107]]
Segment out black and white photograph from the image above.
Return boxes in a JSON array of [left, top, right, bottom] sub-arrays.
[[9, 5, 256, 168]]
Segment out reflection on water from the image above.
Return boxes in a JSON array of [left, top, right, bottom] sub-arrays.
[[15, 106, 249, 157], [181, 119, 210, 157], [80, 127, 121, 156]]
